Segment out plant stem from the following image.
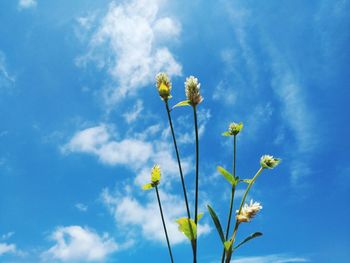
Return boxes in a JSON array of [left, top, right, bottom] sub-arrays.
[[193, 106, 199, 262], [164, 101, 196, 259], [225, 167, 265, 262], [221, 135, 237, 263], [155, 186, 174, 263]]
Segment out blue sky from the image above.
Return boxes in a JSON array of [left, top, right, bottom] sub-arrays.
[[0, 0, 349, 262]]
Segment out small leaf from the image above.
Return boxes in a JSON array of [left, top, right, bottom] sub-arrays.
[[222, 131, 231, 137], [217, 166, 236, 185], [234, 232, 263, 250], [142, 183, 154, 190], [207, 205, 225, 244], [176, 218, 196, 240], [240, 179, 253, 184], [172, 100, 191, 109], [197, 212, 204, 221], [224, 240, 233, 252]]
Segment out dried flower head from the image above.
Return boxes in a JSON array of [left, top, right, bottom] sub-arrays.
[[228, 122, 243, 136], [236, 200, 262, 223], [156, 72, 172, 101], [260, 155, 281, 169], [185, 76, 203, 106]]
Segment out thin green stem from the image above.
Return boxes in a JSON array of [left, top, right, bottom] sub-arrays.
[[225, 167, 265, 262], [155, 186, 174, 263], [193, 106, 199, 262], [221, 135, 237, 263], [164, 102, 196, 258]]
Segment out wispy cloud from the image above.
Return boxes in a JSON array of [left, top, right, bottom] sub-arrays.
[[41, 226, 120, 262], [122, 99, 144, 124], [231, 254, 309, 263], [75, 203, 88, 212], [18, 0, 37, 9], [0, 243, 16, 256], [76, 0, 182, 107], [0, 51, 15, 90], [222, 0, 318, 186]]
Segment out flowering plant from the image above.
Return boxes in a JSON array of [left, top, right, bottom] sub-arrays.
[[142, 72, 281, 263]]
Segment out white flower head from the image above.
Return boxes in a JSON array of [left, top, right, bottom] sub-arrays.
[[236, 200, 262, 223], [260, 155, 281, 169], [185, 75, 203, 106]]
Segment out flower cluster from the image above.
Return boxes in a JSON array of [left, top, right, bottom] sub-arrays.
[[185, 76, 203, 106], [228, 122, 243, 136], [260, 155, 281, 169], [236, 200, 262, 223], [156, 72, 172, 101]]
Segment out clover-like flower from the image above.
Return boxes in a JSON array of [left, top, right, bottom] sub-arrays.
[[185, 76, 203, 106], [236, 200, 262, 223], [260, 155, 281, 169], [156, 72, 172, 101], [229, 122, 243, 136], [142, 165, 162, 190]]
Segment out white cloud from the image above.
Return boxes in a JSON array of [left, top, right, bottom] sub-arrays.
[[62, 124, 153, 168], [1, 232, 14, 241], [212, 80, 237, 106], [0, 51, 15, 90], [231, 254, 309, 263], [75, 203, 88, 212], [0, 243, 16, 256], [63, 124, 192, 186], [122, 99, 144, 123], [41, 226, 118, 262], [18, 0, 37, 9], [102, 189, 211, 245], [76, 0, 182, 107]]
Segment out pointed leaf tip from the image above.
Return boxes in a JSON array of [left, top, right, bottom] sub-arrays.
[[172, 100, 191, 109], [207, 205, 225, 244], [234, 232, 263, 250]]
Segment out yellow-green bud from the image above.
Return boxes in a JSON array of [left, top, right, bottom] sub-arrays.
[[156, 72, 172, 101], [228, 122, 243, 135], [151, 164, 161, 185]]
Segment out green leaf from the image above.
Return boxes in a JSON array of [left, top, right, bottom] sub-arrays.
[[142, 183, 154, 190], [197, 212, 204, 221], [234, 232, 263, 250], [207, 205, 225, 244], [224, 240, 233, 252], [172, 100, 191, 109], [222, 131, 231, 137], [176, 218, 196, 240], [217, 166, 236, 185]]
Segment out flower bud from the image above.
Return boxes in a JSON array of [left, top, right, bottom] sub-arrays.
[[228, 122, 243, 135], [260, 155, 281, 169], [185, 76, 203, 106], [156, 72, 172, 101], [151, 164, 161, 185]]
